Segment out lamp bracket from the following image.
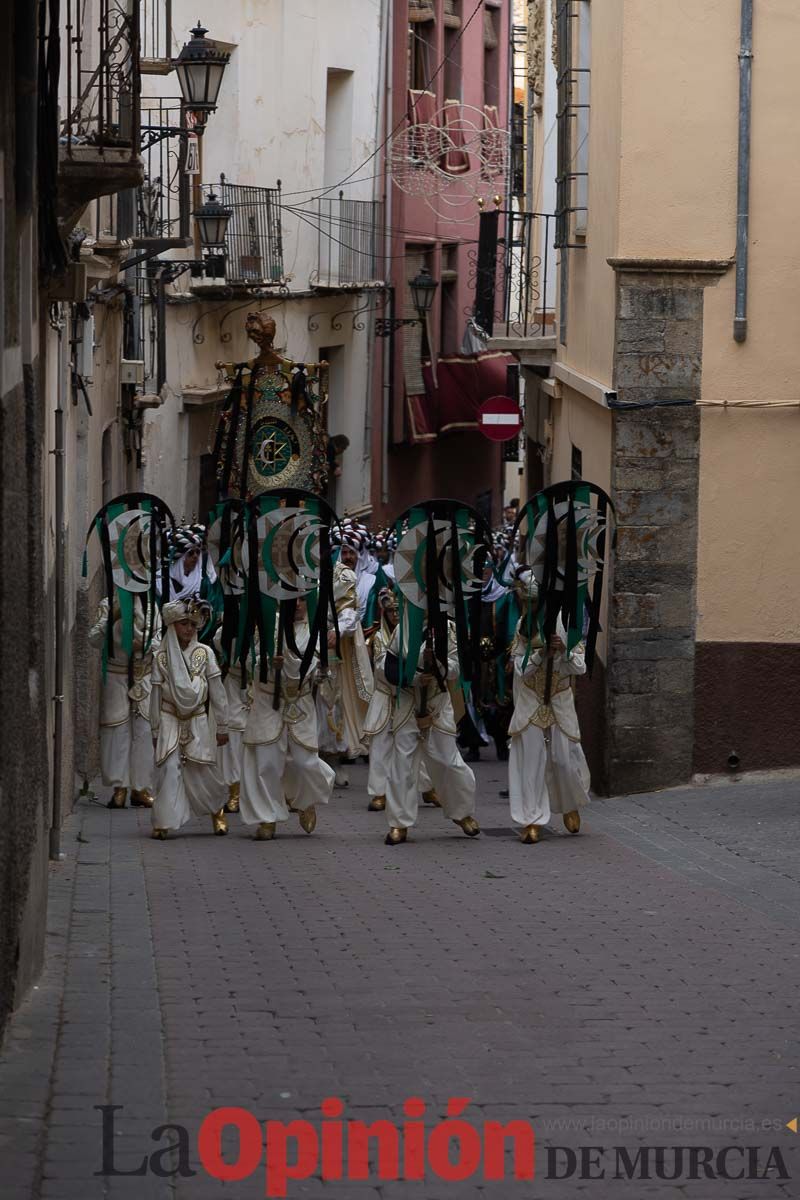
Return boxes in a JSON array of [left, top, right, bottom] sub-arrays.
[[374, 317, 421, 338]]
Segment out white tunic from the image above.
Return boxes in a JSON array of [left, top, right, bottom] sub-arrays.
[[508, 618, 591, 827], [149, 629, 229, 830]]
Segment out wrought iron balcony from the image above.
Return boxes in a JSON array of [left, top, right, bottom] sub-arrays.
[[217, 180, 284, 287], [472, 209, 557, 343], [135, 98, 192, 252], [59, 0, 144, 229], [311, 195, 385, 290]]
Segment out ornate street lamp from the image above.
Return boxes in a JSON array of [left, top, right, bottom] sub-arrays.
[[174, 24, 230, 129], [193, 189, 232, 248], [193, 188, 232, 277], [409, 267, 438, 320], [375, 268, 439, 337]]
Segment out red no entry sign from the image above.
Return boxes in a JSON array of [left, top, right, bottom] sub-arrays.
[[478, 395, 523, 442]]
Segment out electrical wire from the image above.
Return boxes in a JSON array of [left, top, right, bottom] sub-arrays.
[[282, 202, 477, 263], [278, 0, 486, 206]]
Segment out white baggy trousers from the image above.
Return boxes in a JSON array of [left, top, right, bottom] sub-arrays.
[[100, 714, 155, 793], [508, 724, 591, 828], [152, 753, 227, 831], [385, 722, 476, 830], [239, 731, 335, 826]]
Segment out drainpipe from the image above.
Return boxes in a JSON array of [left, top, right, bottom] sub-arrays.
[[733, 0, 753, 343], [50, 315, 66, 861]]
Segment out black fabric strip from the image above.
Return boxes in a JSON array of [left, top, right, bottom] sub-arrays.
[[221, 365, 245, 497], [239, 367, 258, 499]]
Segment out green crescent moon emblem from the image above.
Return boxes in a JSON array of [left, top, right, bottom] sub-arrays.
[[250, 417, 301, 480]]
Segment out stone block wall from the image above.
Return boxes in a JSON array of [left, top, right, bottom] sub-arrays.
[[605, 264, 727, 795]]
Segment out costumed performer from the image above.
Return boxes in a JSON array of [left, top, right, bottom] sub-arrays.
[[214, 626, 249, 814], [149, 597, 230, 839], [88, 597, 157, 809], [508, 570, 591, 843], [316, 533, 372, 785], [377, 619, 479, 845], [238, 596, 335, 840]]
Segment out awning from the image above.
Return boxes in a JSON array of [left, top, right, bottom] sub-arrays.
[[406, 349, 515, 444]]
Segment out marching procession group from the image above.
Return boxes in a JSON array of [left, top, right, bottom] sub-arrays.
[[89, 507, 593, 848]]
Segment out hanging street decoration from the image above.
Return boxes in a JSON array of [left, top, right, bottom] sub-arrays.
[[390, 100, 509, 220]]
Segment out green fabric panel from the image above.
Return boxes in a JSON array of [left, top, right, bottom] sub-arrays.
[[362, 565, 389, 630]]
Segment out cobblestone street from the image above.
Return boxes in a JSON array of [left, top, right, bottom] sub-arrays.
[[2, 763, 798, 1199]]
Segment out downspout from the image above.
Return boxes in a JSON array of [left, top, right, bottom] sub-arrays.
[[50, 314, 66, 861], [381, 0, 394, 506], [733, 0, 753, 343]]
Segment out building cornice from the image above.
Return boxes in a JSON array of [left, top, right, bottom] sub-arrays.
[[608, 257, 734, 277]]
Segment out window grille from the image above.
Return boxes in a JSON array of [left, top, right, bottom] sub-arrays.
[[554, 0, 590, 249]]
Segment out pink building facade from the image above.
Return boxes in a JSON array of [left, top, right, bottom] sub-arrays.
[[370, 0, 512, 524]]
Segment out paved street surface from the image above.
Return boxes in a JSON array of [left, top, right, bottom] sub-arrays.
[[1, 762, 798, 1199]]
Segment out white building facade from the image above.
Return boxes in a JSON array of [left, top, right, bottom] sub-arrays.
[[140, 0, 389, 522]]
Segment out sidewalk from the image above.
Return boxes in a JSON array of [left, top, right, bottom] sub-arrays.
[[1, 763, 798, 1198]]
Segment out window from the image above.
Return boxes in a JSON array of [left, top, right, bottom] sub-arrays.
[[555, 0, 591, 248], [483, 6, 501, 111], [408, 5, 436, 92], [444, 7, 463, 101], [324, 70, 354, 190], [439, 244, 459, 354], [571, 443, 583, 481]]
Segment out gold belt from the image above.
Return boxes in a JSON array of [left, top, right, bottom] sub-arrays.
[[161, 699, 205, 720], [259, 682, 311, 700], [107, 658, 151, 676]]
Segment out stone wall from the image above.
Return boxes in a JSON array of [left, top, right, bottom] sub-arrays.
[[605, 263, 728, 795]]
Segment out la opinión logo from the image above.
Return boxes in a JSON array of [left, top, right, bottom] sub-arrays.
[[95, 1099, 535, 1196]]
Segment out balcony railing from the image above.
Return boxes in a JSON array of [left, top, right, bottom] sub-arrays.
[[500, 210, 556, 338], [62, 0, 141, 160], [136, 98, 190, 247], [217, 180, 284, 286], [312, 195, 385, 289], [140, 0, 172, 72], [472, 209, 556, 340]]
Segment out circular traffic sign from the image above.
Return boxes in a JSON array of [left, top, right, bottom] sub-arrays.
[[478, 395, 523, 442]]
